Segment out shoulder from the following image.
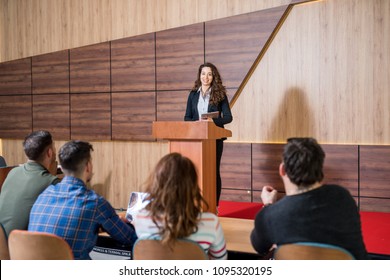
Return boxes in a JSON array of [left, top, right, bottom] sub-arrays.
[[199, 212, 220, 225]]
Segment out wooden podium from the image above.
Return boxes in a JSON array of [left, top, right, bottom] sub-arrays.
[[152, 121, 232, 214]]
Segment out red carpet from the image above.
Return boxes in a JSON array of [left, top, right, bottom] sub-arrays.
[[218, 200, 390, 255]]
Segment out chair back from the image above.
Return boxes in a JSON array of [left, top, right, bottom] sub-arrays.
[[132, 239, 208, 260], [0, 156, 6, 167], [0, 166, 16, 192], [274, 242, 355, 260], [8, 230, 74, 260], [0, 223, 10, 260]]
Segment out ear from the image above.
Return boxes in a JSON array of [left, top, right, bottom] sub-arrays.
[[279, 162, 286, 177], [47, 146, 54, 158]]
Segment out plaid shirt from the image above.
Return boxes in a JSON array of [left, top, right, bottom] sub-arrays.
[[28, 176, 137, 259]]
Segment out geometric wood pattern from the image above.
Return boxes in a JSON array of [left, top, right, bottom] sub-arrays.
[[0, 95, 32, 138], [156, 90, 188, 121], [220, 188, 252, 203], [111, 33, 156, 92], [32, 94, 70, 140], [321, 144, 359, 197], [156, 23, 204, 91], [112, 91, 156, 141], [252, 143, 284, 193], [360, 197, 390, 213], [221, 143, 251, 191], [70, 93, 111, 140], [0, 58, 31, 95], [70, 42, 110, 93], [360, 146, 390, 199], [32, 50, 70, 94], [205, 6, 289, 89]]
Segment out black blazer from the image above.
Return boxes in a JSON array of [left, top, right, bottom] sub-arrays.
[[184, 90, 233, 129]]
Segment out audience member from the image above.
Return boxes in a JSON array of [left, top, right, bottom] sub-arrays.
[[134, 152, 227, 260], [0, 130, 59, 237], [28, 140, 137, 260], [250, 137, 368, 259]]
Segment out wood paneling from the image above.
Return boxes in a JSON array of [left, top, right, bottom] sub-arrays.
[[360, 198, 390, 213], [322, 144, 359, 196], [32, 94, 70, 140], [220, 188, 252, 202], [112, 92, 156, 141], [0, 58, 31, 95], [32, 50, 69, 94], [156, 90, 188, 121], [111, 33, 156, 92], [0, 95, 32, 138], [156, 23, 204, 91], [360, 146, 390, 198], [229, 0, 390, 144], [205, 5, 289, 89], [1, 0, 293, 63], [70, 42, 110, 93], [71, 93, 111, 140], [252, 143, 284, 192], [221, 143, 251, 190]]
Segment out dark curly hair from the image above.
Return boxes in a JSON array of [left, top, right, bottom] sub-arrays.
[[283, 138, 325, 188], [191, 62, 227, 105]]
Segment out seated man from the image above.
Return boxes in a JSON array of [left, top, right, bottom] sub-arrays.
[[0, 130, 59, 237], [28, 140, 137, 260], [250, 137, 368, 259]]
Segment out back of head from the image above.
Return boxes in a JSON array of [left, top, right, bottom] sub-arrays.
[[59, 140, 93, 176], [23, 131, 53, 162], [283, 137, 325, 188], [145, 153, 207, 245]]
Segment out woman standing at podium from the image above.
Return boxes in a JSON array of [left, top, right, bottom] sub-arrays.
[[184, 62, 233, 208]]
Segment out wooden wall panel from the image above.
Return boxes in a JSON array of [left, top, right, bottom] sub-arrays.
[[0, 95, 32, 138], [360, 146, 390, 198], [112, 92, 156, 141], [70, 42, 110, 93], [220, 189, 252, 203], [205, 5, 289, 89], [360, 198, 390, 213], [156, 23, 204, 91], [111, 33, 156, 92], [32, 50, 69, 94], [156, 90, 188, 121], [32, 94, 70, 140], [0, 58, 31, 95], [252, 143, 284, 192], [229, 0, 390, 144], [221, 143, 251, 190], [322, 144, 359, 197], [71, 93, 111, 140], [1, 0, 293, 63]]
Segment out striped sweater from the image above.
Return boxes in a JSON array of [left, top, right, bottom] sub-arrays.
[[134, 210, 227, 260]]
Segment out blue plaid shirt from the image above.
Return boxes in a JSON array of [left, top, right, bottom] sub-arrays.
[[28, 176, 137, 260]]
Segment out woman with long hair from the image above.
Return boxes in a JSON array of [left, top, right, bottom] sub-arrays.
[[133, 152, 227, 260], [184, 62, 233, 207]]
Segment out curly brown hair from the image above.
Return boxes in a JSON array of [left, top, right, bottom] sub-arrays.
[[143, 153, 209, 248], [192, 62, 227, 105]]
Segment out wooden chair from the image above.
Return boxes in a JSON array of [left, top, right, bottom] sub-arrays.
[[0, 223, 10, 260], [8, 230, 74, 260], [0, 166, 15, 192], [274, 242, 355, 260], [132, 239, 208, 260]]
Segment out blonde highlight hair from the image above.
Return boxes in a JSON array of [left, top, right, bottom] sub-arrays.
[[144, 153, 209, 247]]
